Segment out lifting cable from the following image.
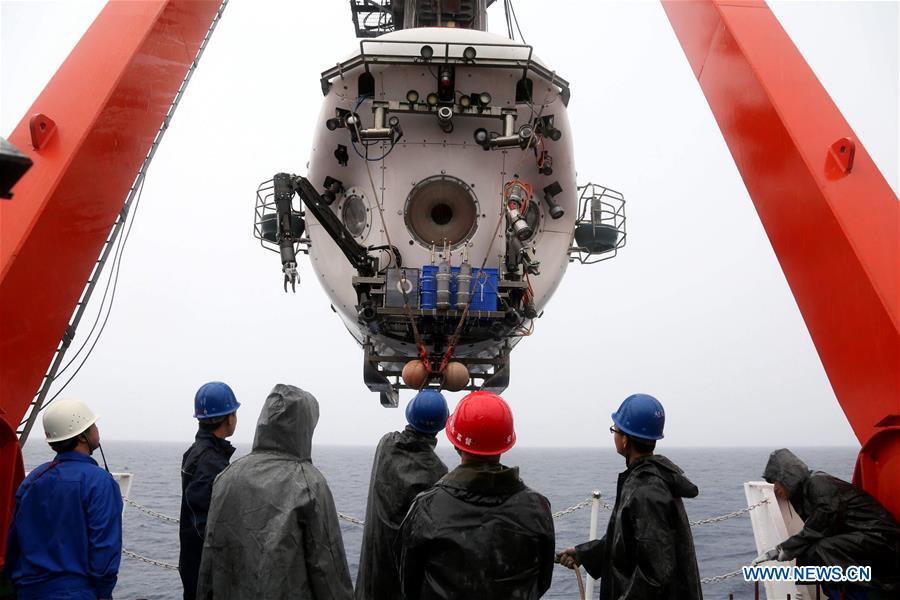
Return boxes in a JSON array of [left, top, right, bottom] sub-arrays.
[[554, 553, 585, 600], [574, 564, 585, 599]]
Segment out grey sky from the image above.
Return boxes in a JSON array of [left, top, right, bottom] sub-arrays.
[[1, 1, 897, 448]]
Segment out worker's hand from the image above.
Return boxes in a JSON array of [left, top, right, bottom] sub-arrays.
[[751, 547, 779, 565], [555, 547, 580, 569]]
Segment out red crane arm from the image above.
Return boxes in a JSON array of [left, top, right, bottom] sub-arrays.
[[662, 0, 900, 517], [0, 0, 224, 561]]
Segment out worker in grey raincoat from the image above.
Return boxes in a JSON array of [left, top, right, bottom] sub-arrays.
[[355, 390, 449, 600], [196, 384, 352, 600], [558, 394, 702, 600], [757, 448, 900, 597]]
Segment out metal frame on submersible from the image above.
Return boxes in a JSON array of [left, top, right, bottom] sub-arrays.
[[0, 0, 897, 563]]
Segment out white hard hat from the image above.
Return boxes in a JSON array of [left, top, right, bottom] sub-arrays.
[[43, 398, 99, 443]]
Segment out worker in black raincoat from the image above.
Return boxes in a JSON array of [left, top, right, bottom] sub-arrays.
[[397, 391, 555, 600], [196, 384, 353, 600], [355, 390, 449, 600], [558, 394, 702, 600], [757, 448, 900, 596], [179, 381, 239, 600]]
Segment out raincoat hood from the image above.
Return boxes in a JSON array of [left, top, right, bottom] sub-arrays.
[[197, 384, 352, 599], [633, 454, 699, 499], [763, 448, 810, 497], [395, 425, 437, 450], [252, 384, 318, 460]]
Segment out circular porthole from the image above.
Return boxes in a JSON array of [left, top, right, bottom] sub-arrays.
[[404, 175, 479, 248], [340, 193, 369, 239]]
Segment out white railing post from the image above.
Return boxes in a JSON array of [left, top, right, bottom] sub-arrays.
[[584, 490, 602, 599]]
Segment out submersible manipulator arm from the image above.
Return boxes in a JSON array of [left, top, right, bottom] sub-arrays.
[[662, 0, 900, 518], [272, 173, 377, 286]]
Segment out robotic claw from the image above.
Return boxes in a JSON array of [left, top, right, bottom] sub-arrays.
[[283, 263, 298, 293]]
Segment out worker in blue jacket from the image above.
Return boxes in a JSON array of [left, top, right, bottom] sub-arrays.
[[4, 398, 122, 600], [179, 381, 239, 600]]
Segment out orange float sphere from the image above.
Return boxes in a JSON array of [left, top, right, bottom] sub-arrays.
[[402, 360, 430, 389], [442, 361, 470, 392]]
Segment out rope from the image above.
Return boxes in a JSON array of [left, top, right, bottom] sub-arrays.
[[122, 548, 179, 571], [574, 564, 585, 599], [554, 552, 586, 600]]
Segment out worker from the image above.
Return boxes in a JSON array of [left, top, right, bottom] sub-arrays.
[[355, 389, 450, 600], [754, 448, 900, 599], [557, 393, 702, 600], [396, 390, 555, 599], [196, 384, 352, 599], [179, 381, 240, 600], [4, 398, 122, 600]]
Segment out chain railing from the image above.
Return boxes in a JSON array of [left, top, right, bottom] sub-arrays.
[[552, 498, 593, 519], [338, 512, 366, 525], [123, 496, 180, 524], [122, 495, 606, 526], [690, 499, 768, 526], [700, 569, 744, 584], [122, 548, 178, 571], [122, 496, 768, 529], [121, 493, 770, 586]]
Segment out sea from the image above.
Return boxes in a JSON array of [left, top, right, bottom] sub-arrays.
[[22, 443, 857, 599]]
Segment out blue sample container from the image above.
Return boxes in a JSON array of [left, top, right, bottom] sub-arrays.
[[420, 265, 437, 309], [419, 265, 498, 312]]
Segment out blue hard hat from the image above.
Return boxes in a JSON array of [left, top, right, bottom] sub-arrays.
[[193, 381, 240, 419], [611, 393, 665, 441], [405, 390, 449, 434]]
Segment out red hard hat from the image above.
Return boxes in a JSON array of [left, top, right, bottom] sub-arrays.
[[446, 390, 516, 455]]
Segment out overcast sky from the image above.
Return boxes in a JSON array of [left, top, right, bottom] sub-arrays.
[[1, 1, 897, 449]]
